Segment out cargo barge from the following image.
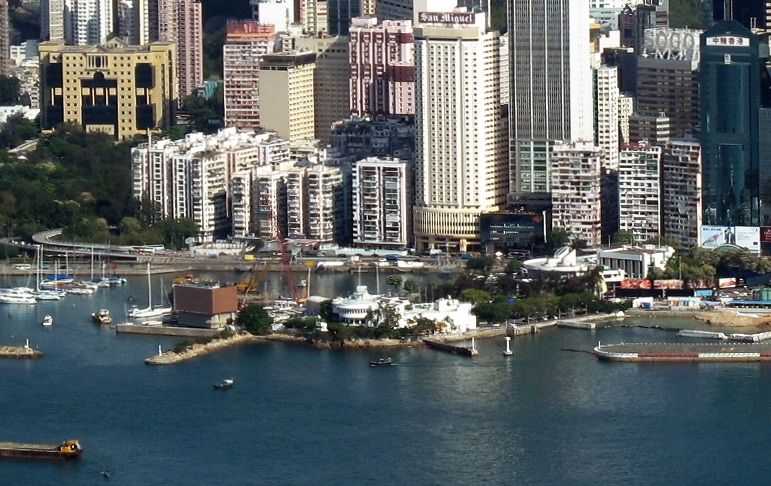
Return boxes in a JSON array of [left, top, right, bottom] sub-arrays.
[[594, 342, 771, 362], [0, 440, 82, 460]]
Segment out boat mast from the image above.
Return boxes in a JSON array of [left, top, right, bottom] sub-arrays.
[[146, 262, 152, 308]]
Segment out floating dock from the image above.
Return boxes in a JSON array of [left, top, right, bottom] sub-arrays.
[[0, 440, 82, 460], [422, 338, 478, 357], [595, 342, 771, 362], [677, 330, 728, 340]]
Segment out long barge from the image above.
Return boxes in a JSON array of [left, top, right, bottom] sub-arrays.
[[594, 342, 771, 362], [0, 440, 82, 460]]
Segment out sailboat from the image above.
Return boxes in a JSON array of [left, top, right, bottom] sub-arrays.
[[126, 263, 172, 318], [33, 246, 63, 301]]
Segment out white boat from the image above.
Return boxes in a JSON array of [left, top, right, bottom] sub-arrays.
[[297, 279, 307, 288], [0, 293, 36, 304], [34, 290, 64, 301], [42, 315, 53, 326], [66, 286, 95, 295], [127, 263, 172, 318]]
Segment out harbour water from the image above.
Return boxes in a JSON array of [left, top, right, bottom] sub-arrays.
[[1, 273, 771, 483]]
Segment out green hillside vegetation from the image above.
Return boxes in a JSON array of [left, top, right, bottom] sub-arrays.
[[0, 124, 197, 249]]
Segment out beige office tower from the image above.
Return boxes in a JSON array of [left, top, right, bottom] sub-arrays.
[[159, 0, 203, 97], [223, 21, 275, 131], [302, 0, 328, 35], [412, 2, 508, 252], [39, 38, 177, 140], [259, 52, 317, 142], [295, 35, 350, 142], [551, 142, 603, 247]]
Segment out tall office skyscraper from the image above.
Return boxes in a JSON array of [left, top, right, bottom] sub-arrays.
[[508, 0, 593, 205], [159, 0, 203, 97], [712, 0, 771, 30], [412, 1, 508, 252], [700, 20, 767, 227]]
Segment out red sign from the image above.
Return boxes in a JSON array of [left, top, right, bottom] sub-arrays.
[[761, 227, 771, 243]]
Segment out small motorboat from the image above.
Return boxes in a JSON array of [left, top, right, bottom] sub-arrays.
[[369, 357, 394, 367], [91, 309, 112, 325], [213, 378, 234, 390], [42, 315, 53, 327]]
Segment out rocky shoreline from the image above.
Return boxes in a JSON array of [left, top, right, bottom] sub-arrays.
[[0, 345, 43, 359]]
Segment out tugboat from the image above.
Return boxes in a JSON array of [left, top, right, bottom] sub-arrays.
[[213, 378, 234, 390], [91, 309, 112, 326], [369, 357, 394, 367], [41, 315, 53, 327], [0, 439, 82, 460]]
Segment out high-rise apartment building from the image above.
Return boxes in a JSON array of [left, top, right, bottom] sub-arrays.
[[328, 0, 360, 36], [70, 0, 114, 45], [618, 94, 634, 144], [157, 0, 202, 97], [135, 0, 159, 45], [629, 111, 670, 143], [295, 35, 351, 141], [412, 3, 508, 252], [662, 140, 702, 248], [551, 142, 603, 247], [352, 157, 413, 248], [41, 0, 67, 42], [259, 51, 316, 142], [303, 0, 328, 35], [305, 165, 344, 240], [39, 38, 177, 140], [509, 0, 593, 200], [116, 0, 136, 43], [223, 21, 275, 131], [250, 0, 295, 32], [0, 0, 8, 76], [349, 17, 415, 118], [618, 143, 662, 243], [595, 66, 619, 170], [700, 20, 766, 226], [637, 27, 701, 139]]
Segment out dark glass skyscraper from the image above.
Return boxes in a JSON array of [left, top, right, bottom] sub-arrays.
[[327, 0, 360, 36], [700, 20, 768, 226], [712, 0, 770, 30]]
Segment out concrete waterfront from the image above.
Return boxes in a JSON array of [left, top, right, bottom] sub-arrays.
[[595, 342, 771, 362]]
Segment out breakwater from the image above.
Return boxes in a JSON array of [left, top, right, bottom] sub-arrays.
[[0, 344, 43, 359], [145, 332, 258, 365]]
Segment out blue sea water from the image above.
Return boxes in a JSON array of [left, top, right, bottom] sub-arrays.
[[1, 273, 771, 484]]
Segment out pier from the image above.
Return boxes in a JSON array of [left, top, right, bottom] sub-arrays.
[[595, 342, 771, 362], [422, 338, 479, 357], [145, 332, 258, 365]]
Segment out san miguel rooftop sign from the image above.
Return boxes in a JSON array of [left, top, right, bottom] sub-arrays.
[[418, 11, 475, 24]]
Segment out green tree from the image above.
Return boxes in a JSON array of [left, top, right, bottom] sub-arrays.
[[0, 113, 39, 149], [504, 259, 522, 274], [236, 304, 273, 335], [403, 279, 419, 293], [473, 300, 511, 323], [386, 275, 403, 293], [152, 218, 198, 249], [459, 288, 492, 305], [613, 230, 635, 245], [0, 76, 21, 105], [466, 256, 494, 273]]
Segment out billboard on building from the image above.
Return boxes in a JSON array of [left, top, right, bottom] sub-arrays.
[[653, 279, 684, 289], [619, 279, 653, 289], [761, 227, 771, 243], [718, 278, 744, 289], [700, 225, 760, 253]]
